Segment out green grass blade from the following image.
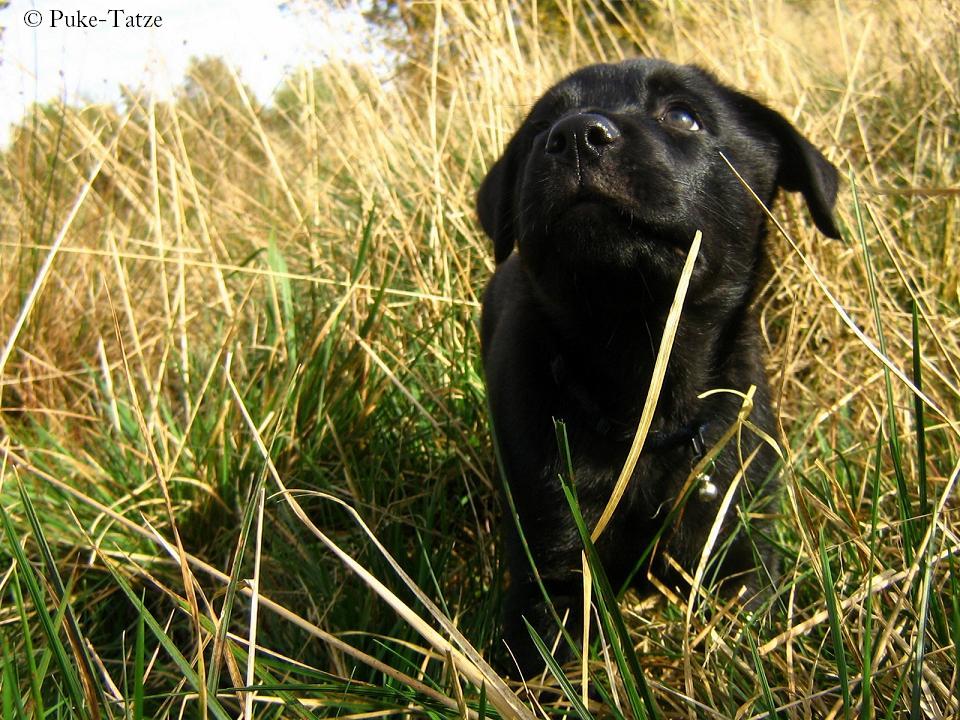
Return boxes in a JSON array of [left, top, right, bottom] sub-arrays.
[[351, 206, 377, 281], [819, 529, 851, 719], [134, 591, 146, 720], [883, 660, 910, 720], [13, 476, 109, 715], [861, 429, 884, 720], [908, 299, 935, 720], [2, 632, 28, 719], [947, 552, 960, 701], [910, 564, 934, 720], [10, 568, 45, 718], [204, 462, 268, 695], [267, 231, 297, 366], [0, 486, 90, 718], [911, 301, 928, 525], [559, 478, 655, 720], [552, 422, 631, 719], [100, 553, 234, 720], [851, 174, 916, 564], [17, 476, 109, 708], [553, 426, 659, 720], [523, 619, 595, 720], [747, 628, 780, 718]]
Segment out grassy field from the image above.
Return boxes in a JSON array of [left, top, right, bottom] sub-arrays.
[[1, 0, 959, 717]]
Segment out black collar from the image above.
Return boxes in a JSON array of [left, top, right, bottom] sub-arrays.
[[550, 353, 708, 457]]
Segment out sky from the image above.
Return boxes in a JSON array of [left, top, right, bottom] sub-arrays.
[[0, 0, 378, 142]]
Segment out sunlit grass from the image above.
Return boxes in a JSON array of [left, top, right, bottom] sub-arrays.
[[1, 0, 958, 716]]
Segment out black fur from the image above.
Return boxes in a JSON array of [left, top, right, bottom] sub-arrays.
[[477, 59, 840, 677]]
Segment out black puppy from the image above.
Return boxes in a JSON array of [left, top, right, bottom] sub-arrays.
[[477, 59, 840, 677]]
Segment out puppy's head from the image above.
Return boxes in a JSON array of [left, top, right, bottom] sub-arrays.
[[478, 59, 840, 307]]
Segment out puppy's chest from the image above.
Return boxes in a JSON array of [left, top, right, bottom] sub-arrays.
[[557, 424, 706, 511], [549, 352, 657, 431]]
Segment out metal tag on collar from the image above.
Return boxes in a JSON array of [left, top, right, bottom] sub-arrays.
[[691, 424, 707, 458], [692, 424, 719, 502]]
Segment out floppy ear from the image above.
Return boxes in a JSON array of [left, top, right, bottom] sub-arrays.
[[734, 93, 842, 239], [477, 149, 519, 264], [770, 116, 842, 239]]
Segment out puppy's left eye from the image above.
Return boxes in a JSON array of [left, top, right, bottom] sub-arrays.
[[659, 105, 701, 132]]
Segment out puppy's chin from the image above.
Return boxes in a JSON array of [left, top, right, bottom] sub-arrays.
[[560, 199, 689, 253], [517, 208, 698, 308]]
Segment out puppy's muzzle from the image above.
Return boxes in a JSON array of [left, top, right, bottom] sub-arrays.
[[545, 113, 622, 168]]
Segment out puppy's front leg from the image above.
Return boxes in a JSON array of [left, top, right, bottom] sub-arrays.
[[499, 515, 586, 679]]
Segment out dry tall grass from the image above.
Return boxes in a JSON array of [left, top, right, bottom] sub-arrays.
[[1, 0, 958, 717]]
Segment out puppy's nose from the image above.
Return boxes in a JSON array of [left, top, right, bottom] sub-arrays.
[[545, 113, 621, 166]]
